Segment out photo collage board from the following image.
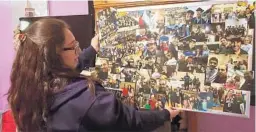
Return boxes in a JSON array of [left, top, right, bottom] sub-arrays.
[[95, 1, 255, 117]]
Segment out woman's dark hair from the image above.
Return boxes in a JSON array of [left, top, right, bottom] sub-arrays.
[[7, 18, 95, 131]]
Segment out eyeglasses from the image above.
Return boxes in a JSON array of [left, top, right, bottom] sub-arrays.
[[63, 41, 81, 54]]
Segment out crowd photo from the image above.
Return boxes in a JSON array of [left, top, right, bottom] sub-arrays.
[[96, 1, 254, 117]]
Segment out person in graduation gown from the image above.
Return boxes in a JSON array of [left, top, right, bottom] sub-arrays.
[[7, 18, 181, 132], [192, 8, 206, 24]]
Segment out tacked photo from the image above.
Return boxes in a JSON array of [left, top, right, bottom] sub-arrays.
[[211, 3, 237, 23], [120, 68, 137, 82], [225, 18, 248, 38], [154, 93, 169, 110], [204, 54, 249, 86], [197, 90, 215, 111], [169, 72, 204, 92], [186, 5, 212, 25], [119, 82, 136, 97], [95, 58, 110, 81], [207, 23, 225, 42], [222, 89, 250, 115], [177, 51, 199, 73], [191, 24, 209, 42], [175, 90, 198, 110], [136, 78, 151, 109], [164, 7, 188, 39], [117, 11, 138, 29], [95, 57, 121, 88], [97, 8, 118, 41]]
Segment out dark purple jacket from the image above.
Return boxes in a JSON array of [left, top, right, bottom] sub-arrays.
[[46, 46, 171, 132]]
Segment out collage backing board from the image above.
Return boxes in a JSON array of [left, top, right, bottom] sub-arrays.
[[95, 1, 255, 118]]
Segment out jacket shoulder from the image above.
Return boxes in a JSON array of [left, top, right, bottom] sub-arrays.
[[47, 80, 103, 131]]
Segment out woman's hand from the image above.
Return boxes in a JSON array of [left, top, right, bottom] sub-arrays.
[[166, 107, 181, 119], [91, 34, 99, 52]]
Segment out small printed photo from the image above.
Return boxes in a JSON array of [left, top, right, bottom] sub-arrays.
[[106, 74, 121, 88], [210, 83, 226, 106], [197, 91, 214, 111], [120, 68, 137, 82], [208, 23, 225, 42], [155, 93, 170, 109], [179, 90, 198, 109], [205, 65, 228, 85], [122, 57, 137, 68], [191, 24, 209, 42], [98, 46, 115, 59], [164, 7, 187, 26], [216, 37, 248, 55], [119, 82, 136, 97], [97, 8, 118, 40], [186, 6, 212, 24], [124, 29, 137, 42], [118, 82, 136, 107], [211, 3, 237, 23], [170, 72, 205, 92], [95, 58, 110, 81], [226, 54, 249, 73], [204, 54, 248, 85], [169, 87, 182, 107], [134, 9, 165, 32], [164, 24, 188, 39], [222, 89, 249, 114], [136, 93, 151, 109], [159, 35, 169, 51], [117, 11, 138, 29], [225, 18, 248, 38], [225, 71, 254, 91], [177, 52, 197, 73]]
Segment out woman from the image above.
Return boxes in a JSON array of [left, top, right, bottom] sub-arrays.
[[127, 84, 134, 97], [8, 18, 180, 132], [223, 89, 234, 113]]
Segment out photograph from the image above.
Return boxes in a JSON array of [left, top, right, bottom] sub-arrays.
[[191, 24, 208, 42], [119, 82, 136, 107], [117, 11, 138, 29], [185, 5, 212, 24], [97, 8, 119, 47], [168, 84, 250, 117], [211, 3, 237, 23], [205, 54, 249, 85], [164, 7, 188, 39], [207, 23, 225, 42], [225, 18, 247, 38]]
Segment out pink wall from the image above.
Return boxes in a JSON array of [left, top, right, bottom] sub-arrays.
[[0, 1, 254, 132], [48, 1, 88, 16], [0, 1, 89, 111], [0, 1, 15, 111], [197, 107, 255, 132]]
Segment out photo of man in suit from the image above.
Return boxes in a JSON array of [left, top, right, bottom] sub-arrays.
[[205, 57, 219, 85], [192, 7, 206, 24]]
